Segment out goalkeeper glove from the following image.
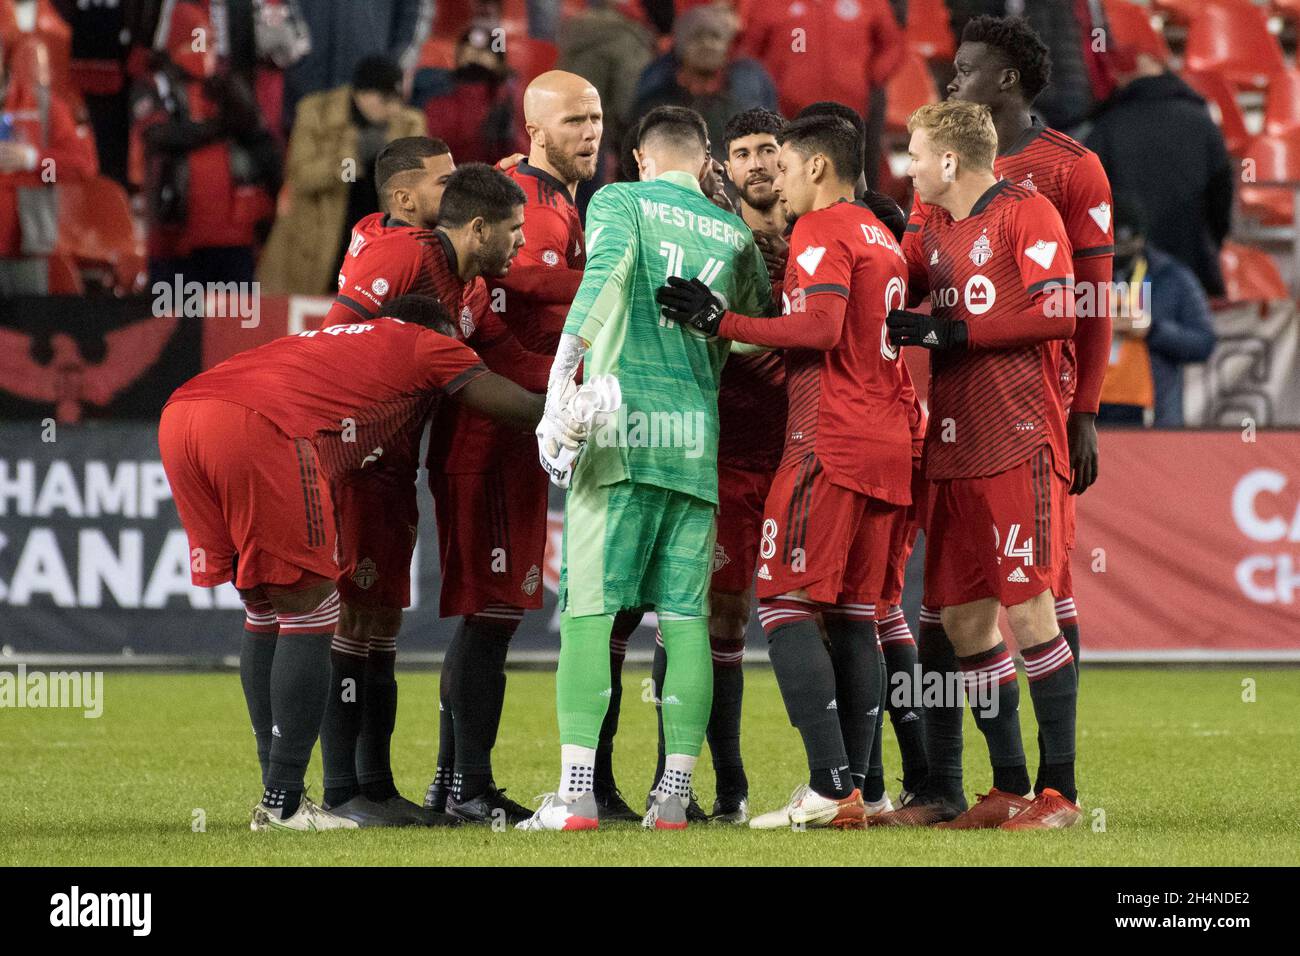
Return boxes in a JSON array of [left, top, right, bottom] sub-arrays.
[[537, 374, 622, 489], [885, 309, 969, 350], [655, 276, 725, 336]]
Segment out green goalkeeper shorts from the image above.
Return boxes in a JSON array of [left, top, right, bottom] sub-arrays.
[[561, 479, 717, 618]]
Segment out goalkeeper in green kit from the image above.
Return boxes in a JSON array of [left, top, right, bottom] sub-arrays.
[[519, 106, 774, 831]]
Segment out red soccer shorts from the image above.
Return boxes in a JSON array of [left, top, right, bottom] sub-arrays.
[[159, 399, 337, 592], [712, 462, 774, 595], [756, 455, 898, 608], [331, 455, 420, 608], [924, 446, 1068, 608], [429, 460, 549, 617], [879, 458, 927, 607]]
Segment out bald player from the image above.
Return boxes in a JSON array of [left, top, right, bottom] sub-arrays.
[[426, 71, 645, 824]]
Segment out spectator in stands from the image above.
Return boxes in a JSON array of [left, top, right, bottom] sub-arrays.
[[282, 0, 431, 134], [133, 0, 281, 290], [557, 0, 654, 166], [0, 31, 97, 296], [1086, 49, 1233, 298], [738, 0, 901, 129], [1098, 196, 1217, 428], [631, 3, 776, 162], [415, 26, 527, 166], [257, 54, 423, 295]]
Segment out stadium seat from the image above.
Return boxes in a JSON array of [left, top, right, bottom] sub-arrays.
[[508, 36, 559, 87], [906, 0, 956, 63], [418, 35, 456, 70], [1103, 0, 1172, 63], [1237, 129, 1300, 225], [1184, 1, 1286, 92], [1219, 240, 1289, 303], [55, 175, 146, 295], [1264, 67, 1300, 135], [1181, 69, 1252, 157], [885, 50, 940, 134], [1151, 0, 1219, 26], [46, 251, 85, 295]]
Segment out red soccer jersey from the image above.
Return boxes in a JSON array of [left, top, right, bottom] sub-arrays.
[[907, 181, 1075, 481], [718, 349, 787, 475], [491, 162, 587, 353], [778, 200, 914, 504], [167, 319, 486, 479], [739, 0, 905, 121], [903, 120, 1113, 408], [323, 213, 465, 327]]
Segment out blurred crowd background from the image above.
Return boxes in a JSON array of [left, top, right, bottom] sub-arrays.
[[2, 0, 1300, 428]]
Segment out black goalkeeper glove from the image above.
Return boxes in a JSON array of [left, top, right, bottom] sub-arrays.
[[655, 276, 725, 336], [886, 309, 969, 350]]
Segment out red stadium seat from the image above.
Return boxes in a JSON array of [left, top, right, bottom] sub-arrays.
[[1238, 129, 1300, 225], [1219, 240, 1289, 303], [1181, 69, 1252, 157], [885, 51, 940, 134], [1264, 67, 1300, 135], [1103, 0, 1172, 64], [1184, 1, 1285, 92], [1151, 0, 1217, 25], [418, 35, 456, 70], [906, 0, 956, 63], [508, 36, 559, 86], [56, 175, 145, 294]]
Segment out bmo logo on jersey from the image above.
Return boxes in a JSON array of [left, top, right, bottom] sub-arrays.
[[964, 274, 996, 315]]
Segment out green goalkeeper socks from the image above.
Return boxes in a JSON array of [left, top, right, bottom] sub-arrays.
[[557, 611, 615, 748], [658, 615, 713, 758]]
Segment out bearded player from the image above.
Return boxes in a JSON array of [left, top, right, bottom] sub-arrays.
[[658, 114, 915, 830], [159, 297, 587, 831], [881, 100, 1081, 829], [900, 16, 1112, 812]]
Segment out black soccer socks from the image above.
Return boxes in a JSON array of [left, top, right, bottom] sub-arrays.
[[357, 635, 398, 802], [320, 634, 367, 806], [823, 610, 884, 796], [1023, 633, 1078, 802], [959, 642, 1030, 797]]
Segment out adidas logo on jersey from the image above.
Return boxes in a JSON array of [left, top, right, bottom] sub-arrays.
[[757, 563, 772, 580], [923, 330, 940, 345], [797, 245, 827, 275], [826, 698, 838, 711], [1024, 240, 1058, 269], [1007, 566, 1031, 583]]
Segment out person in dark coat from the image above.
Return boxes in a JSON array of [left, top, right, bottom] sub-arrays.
[[1085, 52, 1233, 298]]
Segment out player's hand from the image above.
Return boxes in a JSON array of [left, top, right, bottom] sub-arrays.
[[886, 309, 968, 350], [755, 232, 788, 281], [496, 152, 525, 171], [656, 276, 725, 336], [1067, 411, 1099, 495], [537, 374, 621, 489]]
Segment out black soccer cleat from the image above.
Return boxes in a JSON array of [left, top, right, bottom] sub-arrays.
[[593, 785, 641, 823], [423, 779, 450, 814], [446, 786, 534, 826], [710, 791, 750, 825], [376, 793, 461, 827], [323, 794, 410, 828]]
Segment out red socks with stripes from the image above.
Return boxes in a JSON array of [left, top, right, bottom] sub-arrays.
[[1023, 633, 1078, 802]]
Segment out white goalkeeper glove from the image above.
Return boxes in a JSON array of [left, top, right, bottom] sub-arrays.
[[537, 374, 621, 489]]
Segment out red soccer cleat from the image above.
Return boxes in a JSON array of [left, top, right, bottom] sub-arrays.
[[934, 789, 1033, 829], [866, 793, 963, 827], [999, 788, 1081, 830]]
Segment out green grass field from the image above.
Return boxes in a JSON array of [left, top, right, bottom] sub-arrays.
[[3, 667, 1298, 866]]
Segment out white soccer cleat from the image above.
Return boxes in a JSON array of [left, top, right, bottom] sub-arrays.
[[250, 794, 360, 832], [749, 784, 868, 830], [515, 792, 599, 831], [642, 791, 689, 830], [865, 794, 895, 817]]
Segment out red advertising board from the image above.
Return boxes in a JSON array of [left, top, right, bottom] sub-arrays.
[[1071, 430, 1300, 657]]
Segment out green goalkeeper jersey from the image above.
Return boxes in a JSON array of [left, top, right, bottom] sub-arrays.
[[564, 170, 772, 506]]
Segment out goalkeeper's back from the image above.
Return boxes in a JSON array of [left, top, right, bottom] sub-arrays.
[[563, 172, 772, 505]]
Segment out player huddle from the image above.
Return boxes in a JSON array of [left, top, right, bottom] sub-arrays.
[[159, 15, 1111, 834]]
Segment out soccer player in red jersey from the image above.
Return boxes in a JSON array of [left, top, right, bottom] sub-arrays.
[[877, 101, 1081, 830], [900, 15, 1112, 809], [159, 300, 572, 831], [319, 149, 549, 826], [657, 114, 915, 830]]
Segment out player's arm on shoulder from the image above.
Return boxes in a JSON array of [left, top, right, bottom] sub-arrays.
[[421, 327, 545, 430], [564, 188, 636, 343]]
